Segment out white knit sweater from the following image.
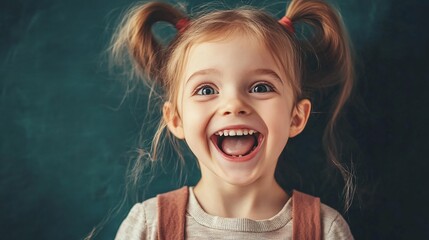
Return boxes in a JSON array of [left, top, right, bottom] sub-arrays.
[[115, 187, 353, 240]]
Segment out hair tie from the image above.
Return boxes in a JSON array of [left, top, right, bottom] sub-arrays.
[[175, 18, 189, 33], [278, 16, 295, 33]]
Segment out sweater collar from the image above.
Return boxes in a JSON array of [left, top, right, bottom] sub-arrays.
[[187, 187, 292, 232]]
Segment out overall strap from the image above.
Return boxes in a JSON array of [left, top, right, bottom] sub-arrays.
[[292, 190, 322, 240], [157, 186, 189, 240]]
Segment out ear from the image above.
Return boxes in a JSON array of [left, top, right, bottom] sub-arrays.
[[289, 99, 311, 138], [163, 102, 185, 139]]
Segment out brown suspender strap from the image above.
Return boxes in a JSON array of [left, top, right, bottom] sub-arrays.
[[292, 190, 322, 240], [157, 186, 188, 240]]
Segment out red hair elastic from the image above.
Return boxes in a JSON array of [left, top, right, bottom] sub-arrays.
[[175, 18, 189, 34], [278, 16, 295, 33]]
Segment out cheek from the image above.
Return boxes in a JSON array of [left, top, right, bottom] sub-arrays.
[[271, 112, 291, 136], [181, 102, 210, 138], [259, 100, 293, 137], [181, 104, 213, 160]]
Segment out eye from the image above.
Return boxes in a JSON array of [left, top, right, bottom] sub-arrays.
[[196, 85, 218, 95], [250, 83, 274, 93]]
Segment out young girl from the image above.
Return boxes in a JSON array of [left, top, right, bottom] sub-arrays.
[[112, 0, 355, 239]]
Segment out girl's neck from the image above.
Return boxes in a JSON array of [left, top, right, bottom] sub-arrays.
[[193, 176, 288, 220]]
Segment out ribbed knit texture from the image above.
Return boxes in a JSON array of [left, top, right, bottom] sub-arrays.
[[187, 187, 292, 232]]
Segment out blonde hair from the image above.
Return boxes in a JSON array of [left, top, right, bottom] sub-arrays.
[[110, 0, 355, 211]]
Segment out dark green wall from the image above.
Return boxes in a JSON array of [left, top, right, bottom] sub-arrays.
[[1, 0, 428, 239]]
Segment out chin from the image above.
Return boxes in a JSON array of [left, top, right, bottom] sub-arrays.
[[220, 170, 261, 187], [212, 151, 269, 188]]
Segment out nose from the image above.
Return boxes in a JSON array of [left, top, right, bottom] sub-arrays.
[[219, 95, 251, 116]]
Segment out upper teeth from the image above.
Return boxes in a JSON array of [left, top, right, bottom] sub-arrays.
[[215, 129, 258, 136]]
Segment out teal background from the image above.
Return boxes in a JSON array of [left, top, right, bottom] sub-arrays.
[[1, 0, 428, 239]]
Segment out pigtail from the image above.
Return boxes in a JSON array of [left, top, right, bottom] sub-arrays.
[[109, 2, 191, 191], [286, 0, 355, 211], [110, 2, 187, 83]]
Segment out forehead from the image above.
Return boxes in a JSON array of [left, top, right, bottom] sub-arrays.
[[183, 34, 284, 80]]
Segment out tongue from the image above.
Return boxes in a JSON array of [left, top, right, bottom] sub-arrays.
[[221, 135, 255, 156]]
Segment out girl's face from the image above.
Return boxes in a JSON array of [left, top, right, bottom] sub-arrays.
[[165, 34, 310, 187]]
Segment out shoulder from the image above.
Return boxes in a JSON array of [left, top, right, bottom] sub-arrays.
[[320, 203, 354, 240], [114, 197, 158, 240]]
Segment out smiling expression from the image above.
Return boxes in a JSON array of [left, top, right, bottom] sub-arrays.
[[164, 34, 310, 186]]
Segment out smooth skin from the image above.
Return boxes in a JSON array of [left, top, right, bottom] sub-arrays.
[[163, 34, 311, 220]]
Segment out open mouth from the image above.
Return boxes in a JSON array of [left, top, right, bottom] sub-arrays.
[[210, 128, 263, 160]]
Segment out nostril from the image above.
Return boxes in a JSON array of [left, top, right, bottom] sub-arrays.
[[223, 110, 248, 116], [223, 110, 247, 116]]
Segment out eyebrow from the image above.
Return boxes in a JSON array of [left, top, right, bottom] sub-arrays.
[[185, 68, 283, 84], [186, 68, 220, 84], [251, 68, 283, 84]]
